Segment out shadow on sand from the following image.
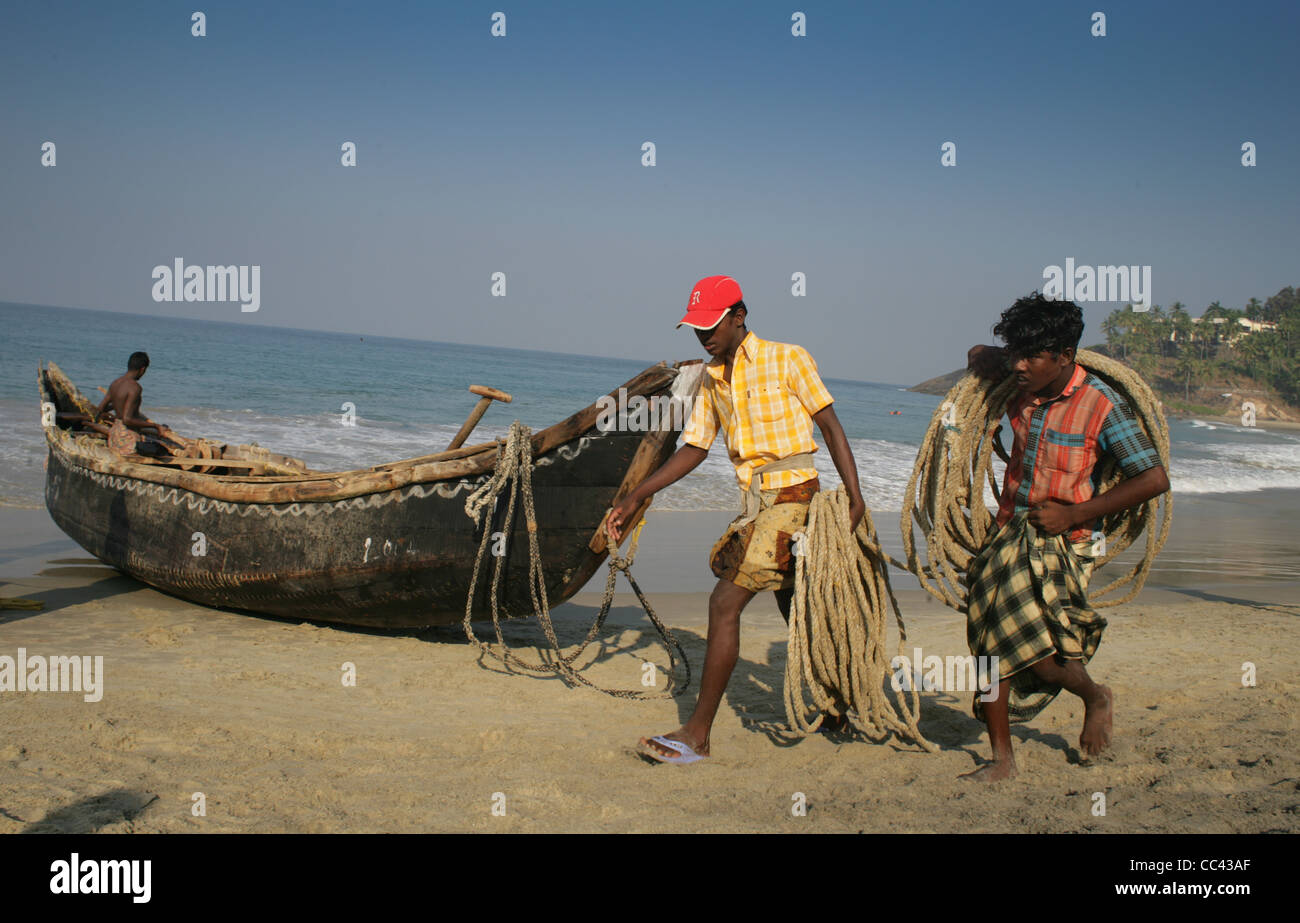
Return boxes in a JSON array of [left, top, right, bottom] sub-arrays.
[[1, 563, 145, 625], [20, 788, 159, 834]]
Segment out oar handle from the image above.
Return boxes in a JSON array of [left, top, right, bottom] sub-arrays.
[[447, 385, 513, 450], [469, 385, 512, 403]]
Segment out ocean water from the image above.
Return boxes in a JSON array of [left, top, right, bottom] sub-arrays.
[[3, 301, 1299, 511]]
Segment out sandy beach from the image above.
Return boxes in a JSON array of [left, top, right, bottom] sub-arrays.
[[1, 491, 1296, 835]]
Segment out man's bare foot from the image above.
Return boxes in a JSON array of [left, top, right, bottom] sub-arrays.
[[1079, 685, 1114, 759], [637, 728, 709, 761], [959, 759, 1018, 782]]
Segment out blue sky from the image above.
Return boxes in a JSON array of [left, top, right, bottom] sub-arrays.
[[2, 0, 1296, 382]]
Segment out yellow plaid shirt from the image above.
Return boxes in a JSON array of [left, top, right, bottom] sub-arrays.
[[681, 331, 834, 490]]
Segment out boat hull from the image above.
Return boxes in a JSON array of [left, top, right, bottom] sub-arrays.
[[41, 363, 698, 628]]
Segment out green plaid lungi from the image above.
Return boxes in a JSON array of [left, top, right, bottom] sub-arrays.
[[966, 510, 1104, 723]]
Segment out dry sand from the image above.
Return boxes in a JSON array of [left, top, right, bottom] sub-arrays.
[[1, 500, 1297, 834]]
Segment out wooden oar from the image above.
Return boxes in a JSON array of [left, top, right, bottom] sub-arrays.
[[447, 385, 512, 450]]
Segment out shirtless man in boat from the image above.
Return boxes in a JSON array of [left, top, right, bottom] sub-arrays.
[[607, 275, 865, 764], [93, 351, 174, 456]]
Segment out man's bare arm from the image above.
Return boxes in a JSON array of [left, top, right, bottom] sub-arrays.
[[606, 444, 709, 541], [1071, 464, 1169, 523], [812, 404, 865, 533], [1030, 465, 1170, 535]]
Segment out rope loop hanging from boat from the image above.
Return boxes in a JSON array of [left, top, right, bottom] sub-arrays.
[[461, 420, 689, 698]]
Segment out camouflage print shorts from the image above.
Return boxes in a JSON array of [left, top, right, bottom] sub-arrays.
[[708, 477, 819, 593], [107, 420, 139, 456]]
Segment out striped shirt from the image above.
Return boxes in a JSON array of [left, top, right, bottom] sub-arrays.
[[681, 331, 834, 490], [997, 361, 1162, 543]]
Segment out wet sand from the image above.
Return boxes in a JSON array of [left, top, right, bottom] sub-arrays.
[[1, 495, 1297, 833]]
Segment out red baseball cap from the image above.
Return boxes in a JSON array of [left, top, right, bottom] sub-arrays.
[[678, 275, 743, 329]]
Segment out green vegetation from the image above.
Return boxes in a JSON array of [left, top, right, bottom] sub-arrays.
[[1097, 285, 1299, 408], [1160, 399, 1230, 417]]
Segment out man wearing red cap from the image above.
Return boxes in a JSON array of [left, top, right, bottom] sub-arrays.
[[608, 275, 865, 763]]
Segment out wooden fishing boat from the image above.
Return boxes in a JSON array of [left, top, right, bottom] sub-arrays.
[[38, 359, 704, 628]]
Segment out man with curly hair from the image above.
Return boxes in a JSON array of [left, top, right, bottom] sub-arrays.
[[964, 293, 1170, 781]]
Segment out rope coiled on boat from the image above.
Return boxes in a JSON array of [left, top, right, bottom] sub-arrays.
[[461, 421, 689, 698]]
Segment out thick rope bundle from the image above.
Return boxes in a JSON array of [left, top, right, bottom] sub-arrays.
[[785, 486, 935, 751], [900, 349, 1172, 612], [461, 420, 689, 698]]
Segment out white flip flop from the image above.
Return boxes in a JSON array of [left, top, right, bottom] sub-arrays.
[[638, 735, 706, 765]]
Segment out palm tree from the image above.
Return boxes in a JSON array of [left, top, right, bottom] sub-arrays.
[[1175, 351, 1201, 401], [1235, 330, 1263, 375], [1257, 331, 1285, 376], [1100, 310, 1121, 355], [1200, 300, 1227, 359], [1169, 302, 1191, 359], [1127, 305, 1157, 359], [1264, 286, 1296, 323]]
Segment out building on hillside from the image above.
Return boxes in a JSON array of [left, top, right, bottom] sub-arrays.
[[1182, 315, 1277, 344]]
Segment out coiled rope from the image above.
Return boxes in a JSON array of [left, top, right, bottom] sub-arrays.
[[461, 421, 689, 698], [785, 486, 935, 750], [781, 350, 1169, 747], [899, 349, 1172, 612]]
